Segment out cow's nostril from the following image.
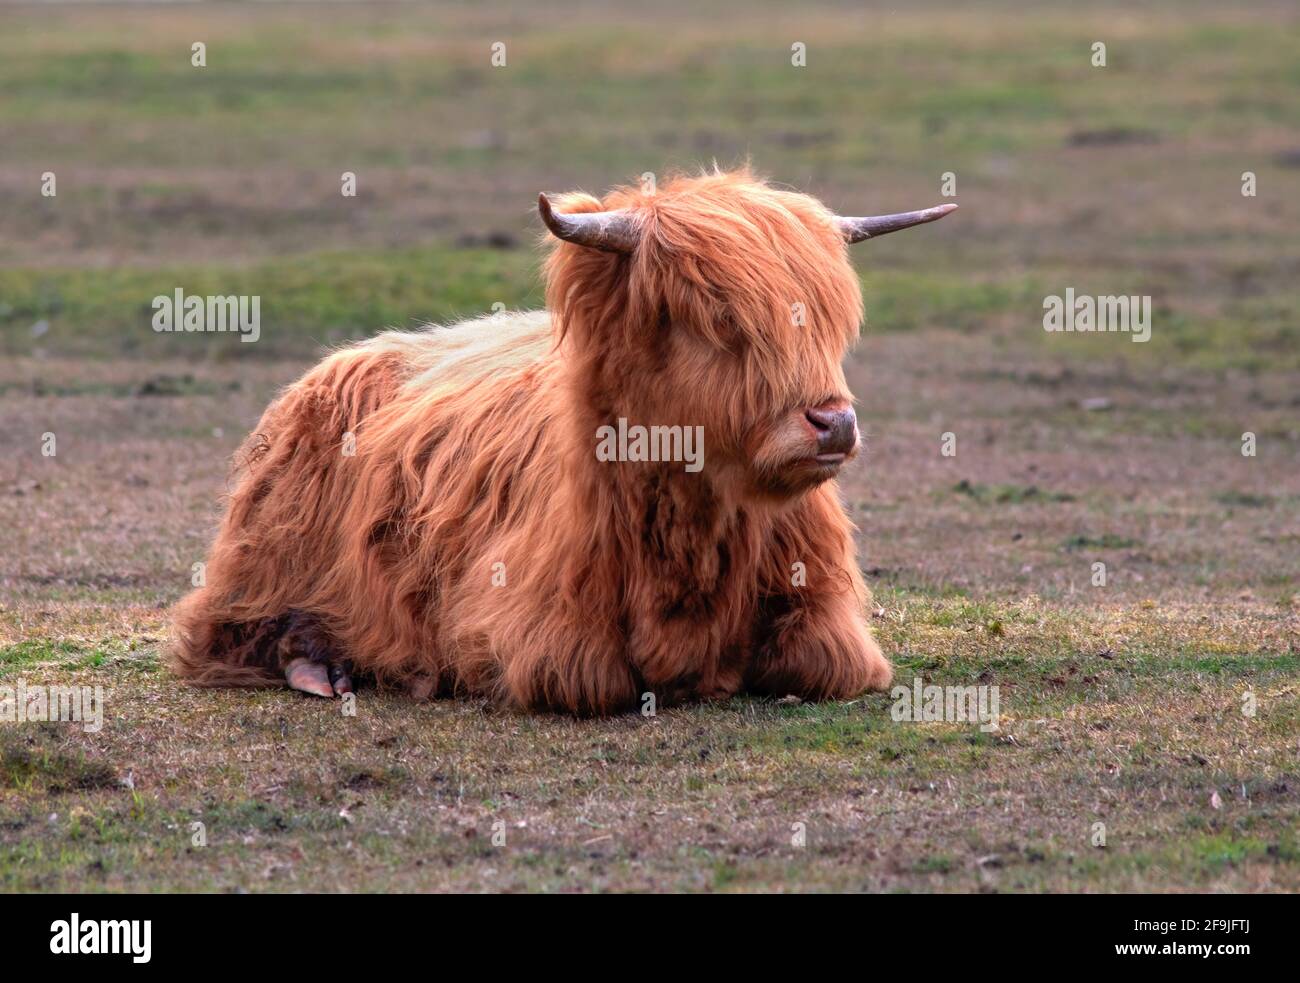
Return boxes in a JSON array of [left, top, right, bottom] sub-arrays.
[[804, 403, 858, 456], [805, 408, 835, 431]]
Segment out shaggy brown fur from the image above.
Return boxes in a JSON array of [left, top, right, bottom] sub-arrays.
[[169, 168, 895, 713]]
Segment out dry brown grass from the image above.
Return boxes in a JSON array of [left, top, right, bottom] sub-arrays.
[[2, 335, 1296, 892]]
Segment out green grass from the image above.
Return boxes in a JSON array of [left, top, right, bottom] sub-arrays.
[[1061, 534, 1140, 551], [952, 480, 1076, 505], [1, 730, 119, 794], [6, 252, 1298, 372], [2, 597, 1295, 891], [0, 247, 541, 359]]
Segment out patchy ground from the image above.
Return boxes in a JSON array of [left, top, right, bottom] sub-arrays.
[[1, 0, 1298, 891], [1, 595, 1297, 892], [2, 338, 1296, 892]]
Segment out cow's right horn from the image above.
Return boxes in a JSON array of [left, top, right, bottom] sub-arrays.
[[538, 193, 640, 254]]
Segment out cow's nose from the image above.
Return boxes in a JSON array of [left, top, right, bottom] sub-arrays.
[[805, 402, 858, 456]]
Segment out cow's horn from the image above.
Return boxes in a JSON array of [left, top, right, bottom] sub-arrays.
[[538, 193, 639, 254], [836, 203, 958, 243]]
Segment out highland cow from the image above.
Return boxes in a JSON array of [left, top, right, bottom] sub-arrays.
[[168, 169, 955, 714]]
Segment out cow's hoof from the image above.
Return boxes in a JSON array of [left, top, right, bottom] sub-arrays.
[[285, 657, 352, 697]]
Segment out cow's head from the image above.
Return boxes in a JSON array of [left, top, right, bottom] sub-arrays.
[[541, 169, 955, 502]]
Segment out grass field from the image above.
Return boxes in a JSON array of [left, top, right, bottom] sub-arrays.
[[1, 0, 1298, 892]]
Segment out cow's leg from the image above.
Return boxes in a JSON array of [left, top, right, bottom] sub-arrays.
[[746, 585, 891, 700], [277, 612, 353, 698], [747, 488, 891, 700]]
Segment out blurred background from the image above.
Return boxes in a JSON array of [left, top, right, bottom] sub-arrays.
[[1, 0, 1297, 608]]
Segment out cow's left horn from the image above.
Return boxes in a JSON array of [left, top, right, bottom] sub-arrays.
[[538, 193, 639, 254], [836, 203, 958, 243]]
